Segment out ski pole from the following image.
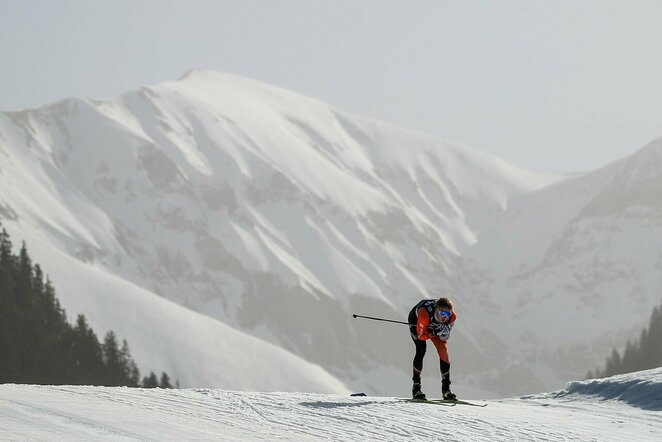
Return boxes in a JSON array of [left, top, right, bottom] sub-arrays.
[[352, 314, 411, 326]]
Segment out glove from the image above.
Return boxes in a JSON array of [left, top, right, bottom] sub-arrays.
[[428, 324, 451, 339], [427, 323, 440, 335]]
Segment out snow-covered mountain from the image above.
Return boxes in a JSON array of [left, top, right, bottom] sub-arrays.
[[1, 369, 661, 440], [0, 70, 660, 397]]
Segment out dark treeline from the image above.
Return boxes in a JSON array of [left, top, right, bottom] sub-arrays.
[[0, 224, 174, 388], [588, 299, 662, 379]]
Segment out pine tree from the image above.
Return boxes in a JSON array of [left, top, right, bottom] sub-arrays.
[[103, 331, 123, 386], [605, 349, 621, 377], [120, 340, 140, 387], [18, 242, 32, 286], [0, 227, 13, 265], [142, 371, 160, 388], [17, 243, 39, 382], [159, 371, 173, 389], [620, 341, 637, 374], [70, 315, 104, 385], [128, 360, 141, 387], [637, 328, 649, 368], [643, 305, 662, 368], [0, 257, 19, 382], [32, 264, 45, 301]]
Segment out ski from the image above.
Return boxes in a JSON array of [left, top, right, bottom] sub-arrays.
[[428, 399, 487, 407], [402, 398, 456, 406], [400, 398, 487, 407]]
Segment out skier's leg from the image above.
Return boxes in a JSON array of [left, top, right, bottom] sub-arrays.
[[432, 338, 456, 400], [440, 359, 454, 398], [412, 338, 426, 380], [411, 336, 427, 399]]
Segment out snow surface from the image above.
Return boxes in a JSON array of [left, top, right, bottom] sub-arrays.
[[1, 369, 660, 441], [1, 70, 662, 398]]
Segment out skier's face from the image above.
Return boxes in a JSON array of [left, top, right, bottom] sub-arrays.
[[435, 308, 452, 323]]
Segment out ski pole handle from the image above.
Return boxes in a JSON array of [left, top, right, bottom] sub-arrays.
[[352, 314, 411, 325]]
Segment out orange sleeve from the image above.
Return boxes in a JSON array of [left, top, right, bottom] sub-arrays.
[[416, 308, 431, 340]]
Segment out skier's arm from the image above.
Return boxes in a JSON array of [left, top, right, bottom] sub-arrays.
[[416, 308, 432, 340]]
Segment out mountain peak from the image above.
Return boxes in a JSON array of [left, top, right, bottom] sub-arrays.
[[171, 69, 301, 99], [176, 69, 242, 84]]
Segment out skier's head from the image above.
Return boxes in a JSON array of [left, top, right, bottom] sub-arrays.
[[435, 297, 453, 310], [435, 297, 453, 322]]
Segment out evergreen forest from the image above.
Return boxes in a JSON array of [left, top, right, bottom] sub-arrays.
[[0, 223, 174, 388], [589, 299, 662, 379]]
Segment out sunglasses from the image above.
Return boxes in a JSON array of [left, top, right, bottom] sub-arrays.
[[436, 310, 452, 319]]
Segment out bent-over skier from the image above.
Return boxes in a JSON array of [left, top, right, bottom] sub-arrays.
[[408, 297, 457, 400]]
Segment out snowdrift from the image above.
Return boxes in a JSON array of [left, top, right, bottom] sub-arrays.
[[527, 367, 662, 411]]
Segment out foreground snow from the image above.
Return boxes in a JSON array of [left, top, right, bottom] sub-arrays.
[[1, 369, 660, 441]]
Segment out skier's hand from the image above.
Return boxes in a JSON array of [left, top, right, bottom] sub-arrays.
[[428, 324, 451, 339], [427, 323, 441, 336]]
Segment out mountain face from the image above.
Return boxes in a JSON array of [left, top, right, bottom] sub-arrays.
[[1, 70, 660, 397]]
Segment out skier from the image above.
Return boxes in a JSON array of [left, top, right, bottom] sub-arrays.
[[408, 297, 457, 400]]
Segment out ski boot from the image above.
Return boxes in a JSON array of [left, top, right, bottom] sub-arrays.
[[412, 382, 426, 400], [442, 389, 457, 401], [442, 376, 456, 401]]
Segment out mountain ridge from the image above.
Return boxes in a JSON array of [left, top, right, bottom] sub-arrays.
[[1, 70, 660, 397]]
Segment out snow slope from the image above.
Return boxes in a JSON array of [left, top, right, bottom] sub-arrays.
[[1, 369, 660, 441], [0, 227, 348, 394], [1, 70, 661, 397], [462, 138, 662, 393]]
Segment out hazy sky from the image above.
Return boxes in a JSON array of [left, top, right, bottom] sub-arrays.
[[2, 0, 661, 173]]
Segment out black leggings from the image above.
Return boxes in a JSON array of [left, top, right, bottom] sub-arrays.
[[411, 336, 451, 379]]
